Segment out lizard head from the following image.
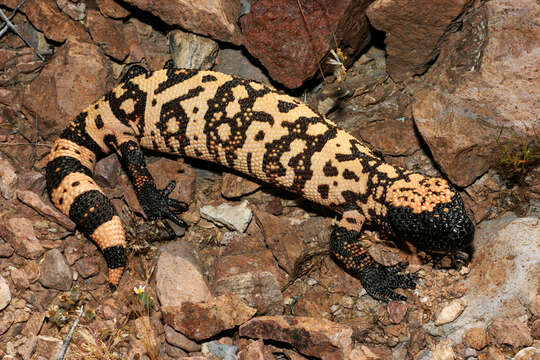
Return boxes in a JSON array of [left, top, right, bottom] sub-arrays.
[[384, 174, 474, 252]]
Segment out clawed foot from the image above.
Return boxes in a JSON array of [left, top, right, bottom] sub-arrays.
[[359, 261, 418, 302], [141, 180, 189, 228]]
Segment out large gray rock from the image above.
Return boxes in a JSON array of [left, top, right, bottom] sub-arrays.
[[426, 213, 539, 342]]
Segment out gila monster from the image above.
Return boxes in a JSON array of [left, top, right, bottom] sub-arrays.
[[46, 63, 474, 301]]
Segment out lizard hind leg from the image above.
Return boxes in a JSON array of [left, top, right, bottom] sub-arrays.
[[329, 216, 417, 302]]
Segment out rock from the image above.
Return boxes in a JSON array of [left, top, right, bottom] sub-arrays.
[[213, 234, 284, 314], [163, 294, 257, 341], [413, 0, 540, 186], [122, 0, 242, 45], [156, 241, 212, 307], [513, 347, 540, 360], [0, 155, 17, 199], [38, 249, 73, 291], [9, 267, 29, 290], [0, 311, 14, 335], [254, 210, 303, 275], [169, 30, 219, 70], [164, 325, 201, 352], [530, 295, 540, 317], [94, 154, 121, 188], [430, 339, 455, 360], [241, 0, 372, 88], [17, 335, 37, 360], [56, 0, 86, 21], [221, 173, 261, 199], [464, 172, 502, 223], [532, 319, 540, 340], [367, 0, 473, 81], [426, 214, 539, 342], [85, 10, 130, 61], [34, 336, 62, 359], [239, 316, 354, 359], [463, 327, 489, 350], [95, 0, 131, 19], [15, 190, 76, 231], [5, 218, 45, 259], [21, 312, 45, 337], [22, 0, 89, 42], [0, 275, 11, 311], [202, 342, 238, 360], [387, 301, 408, 324], [74, 256, 99, 278], [238, 339, 266, 360], [0, 242, 14, 258], [213, 48, 271, 85], [488, 318, 533, 348], [22, 39, 112, 140], [200, 201, 252, 232], [435, 299, 467, 326]]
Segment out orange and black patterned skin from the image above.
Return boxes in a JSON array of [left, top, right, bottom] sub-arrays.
[[46, 64, 474, 301]]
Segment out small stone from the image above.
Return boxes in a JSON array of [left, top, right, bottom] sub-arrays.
[[156, 242, 212, 308], [21, 312, 46, 337], [6, 218, 45, 259], [165, 325, 201, 352], [463, 327, 489, 350], [163, 295, 256, 341], [531, 319, 540, 339], [35, 336, 62, 359], [85, 10, 130, 61], [435, 299, 467, 326], [239, 316, 354, 359], [0, 242, 14, 257], [16, 190, 76, 231], [0, 275, 11, 310], [203, 342, 238, 359], [74, 256, 99, 278], [431, 339, 454, 360], [169, 29, 218, 70], [56, 0, 86, 20], [387, 301, 408, 324], [17, 335, 37, 360], [221, 172, 261, 199], [512, 347, 540, 360], [38, 249, 72, 291], [10, 267, 30, 290], [200, 201, 252, 232], [0, 311, 14, 335], [95, 0, 130, 19], [488, 318, 533, 348]]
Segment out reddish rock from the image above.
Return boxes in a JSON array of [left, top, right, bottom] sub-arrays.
[[241, 0, 372, 88], [85, 10, 130, 61], [5, 218, 44, 259], [156, 241, 212, 308], [413, 0, 540, 186], [35, 336, 62, 359], [464, 172, 502, 223], [23, 39, 112, 140], [163, 294, 257, 341], [9, 267, 29, 290], [122, 0, 242, 45], [387, 301, 408, 324], [15, 190, 76, 231], [74, 256, 100, 278], [22, 0, 89, 42], [0, 311, 14, 336], [95, 0, 131, 19], [21, 312, 45, 337], [213, 234, 284, 314], [94, 154, 122, 188], [57, 0, 86, 21], [238, 340, 268, 360], [488, 318, 533, 348], [221, 172, 261, 199], [239, 316, 354, 359], [367, 0, 473, 81], [463, 327, 489, 350], [164, 325, 201, 352], [254, 210, 303, 275]]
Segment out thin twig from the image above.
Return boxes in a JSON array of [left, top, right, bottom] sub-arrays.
[[0, 0, 26, 36], [57, 305, 84, 360], [0, 1, 45, 61]]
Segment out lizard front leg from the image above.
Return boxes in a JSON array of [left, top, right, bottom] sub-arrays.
[[329, 213, 417, 301]]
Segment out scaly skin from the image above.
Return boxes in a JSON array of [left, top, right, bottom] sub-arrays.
[[46, 65, 474, 301]]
